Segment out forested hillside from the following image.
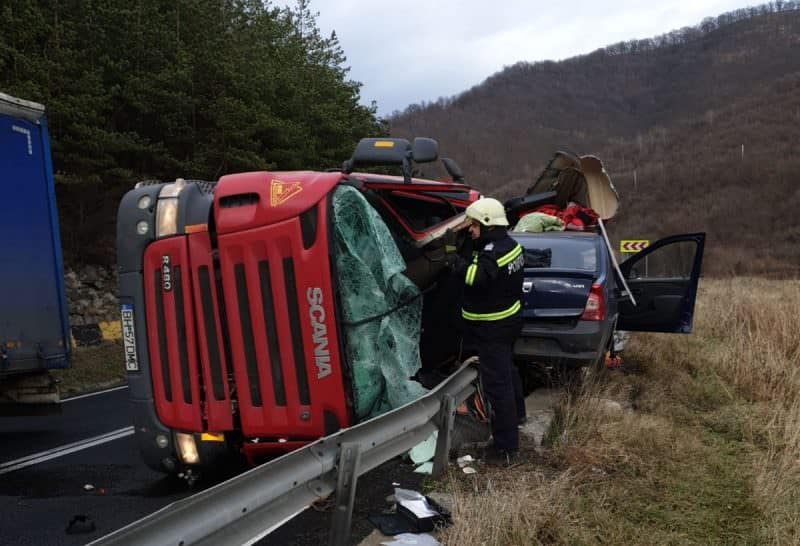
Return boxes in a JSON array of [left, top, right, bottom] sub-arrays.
[[1, 0, 381, 264], [391, 3, 800, 275]]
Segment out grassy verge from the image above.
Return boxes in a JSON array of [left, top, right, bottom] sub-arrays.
[[53, 341, 127, 397], [439, 278, 800, 545]]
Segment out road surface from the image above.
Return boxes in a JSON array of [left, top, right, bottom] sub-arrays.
[[0, 386, 422, 546]]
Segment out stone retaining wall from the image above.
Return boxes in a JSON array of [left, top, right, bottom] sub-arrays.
[[65, 265, 122, 346], [65, 265, 119, 326]]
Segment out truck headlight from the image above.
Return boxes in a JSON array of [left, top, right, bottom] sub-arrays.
[[155, 178, 186, 238], [175, 432, 200, 464], [156, 198, 179, 237]]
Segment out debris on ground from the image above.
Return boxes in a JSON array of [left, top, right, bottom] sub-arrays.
[[368, 488, 451, 537], [413, 462, 433, 474], [380, 532, 440, 546], [613, 330, 630, 352], [456, 454, 474, 468], [408, 432, 437, 474], [65, 515, 96, 534], [605, 353, 622, 369], [409, 432, 437, 464]]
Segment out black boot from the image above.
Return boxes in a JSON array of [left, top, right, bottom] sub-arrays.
[[484, 448, 519, 466]]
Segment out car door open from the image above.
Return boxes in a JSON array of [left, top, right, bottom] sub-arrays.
[[617, 233, 706, 333]]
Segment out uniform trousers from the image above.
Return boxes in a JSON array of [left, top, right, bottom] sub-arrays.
[[468, 335, 525, 453]]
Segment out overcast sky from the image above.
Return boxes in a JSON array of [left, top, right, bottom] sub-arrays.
[[275, 0, 758, 115]]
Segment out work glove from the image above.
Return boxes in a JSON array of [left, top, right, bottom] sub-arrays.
[[442, 252, 460, 270], [443, 228, 470, 270], [443, 228, 460, 255]]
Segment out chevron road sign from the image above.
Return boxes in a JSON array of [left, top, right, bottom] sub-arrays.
[[620, 239, 650, 253]]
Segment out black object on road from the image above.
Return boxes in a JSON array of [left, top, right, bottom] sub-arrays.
[[66, 515, 96, 534]]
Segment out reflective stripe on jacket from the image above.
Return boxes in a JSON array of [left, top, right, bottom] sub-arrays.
[[460, 229, 524, 323]]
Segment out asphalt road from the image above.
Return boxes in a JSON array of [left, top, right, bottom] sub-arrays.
[[0, 388, 189, 546], [0, 387, 423, 546]]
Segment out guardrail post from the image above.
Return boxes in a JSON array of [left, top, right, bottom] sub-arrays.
[[329, 442, 361, 546], [432, 395, 455, 477]]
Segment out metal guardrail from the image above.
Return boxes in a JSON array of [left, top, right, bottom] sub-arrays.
[[90, 360, 478, 546]]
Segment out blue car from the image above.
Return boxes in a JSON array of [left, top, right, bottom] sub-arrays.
[[511, 230, 706, 370]]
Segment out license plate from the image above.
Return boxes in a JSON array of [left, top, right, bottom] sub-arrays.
[[120, 304, 139, 371]]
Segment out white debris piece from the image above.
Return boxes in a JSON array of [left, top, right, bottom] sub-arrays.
[[394, 488, 425, 502], [381, 533, 440, 546], [456, 454, 475, 468], [413, 462, 433, 474], [613, 330, 630, 352], [408, 432, 437, 464]]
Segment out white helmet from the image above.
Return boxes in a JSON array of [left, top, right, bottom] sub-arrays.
[[465, 198, 509, 227]]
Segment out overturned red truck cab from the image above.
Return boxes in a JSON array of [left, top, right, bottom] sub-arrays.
[[116, 138, 482, 475]]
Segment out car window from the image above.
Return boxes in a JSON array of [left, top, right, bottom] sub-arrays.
[[381, 192, 459, 232], [627, 240, 696, 280], [522, 237, 598, 271]]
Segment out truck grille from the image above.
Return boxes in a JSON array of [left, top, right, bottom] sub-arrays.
[[234, 263, 264, 407], [143, 194, 349, 439], [229, 258, 310, 410], [144, 233, 234, 432], [197, 266, 225, 401], [144, 238, 202, 431], [257, 261, 286, 406], [282, 258, 311, 405], [215, 196, 348, 438]]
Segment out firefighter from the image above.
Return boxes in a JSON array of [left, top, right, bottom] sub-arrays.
[[450, 197, 525, 464]]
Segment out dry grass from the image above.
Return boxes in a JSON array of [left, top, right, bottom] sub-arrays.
[[441, 470, 582, 545], [53, 341, 127, 397], [688, 279, 800, 544], [439, 278, 800, 545]]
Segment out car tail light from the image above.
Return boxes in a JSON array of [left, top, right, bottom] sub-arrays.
[[581, 283, 605, 321]]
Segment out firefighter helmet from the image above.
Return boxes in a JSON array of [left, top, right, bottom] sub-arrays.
[[465, 198, 509, 227]]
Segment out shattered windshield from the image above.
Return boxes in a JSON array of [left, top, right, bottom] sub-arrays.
[[331, 185, 427, 420]]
